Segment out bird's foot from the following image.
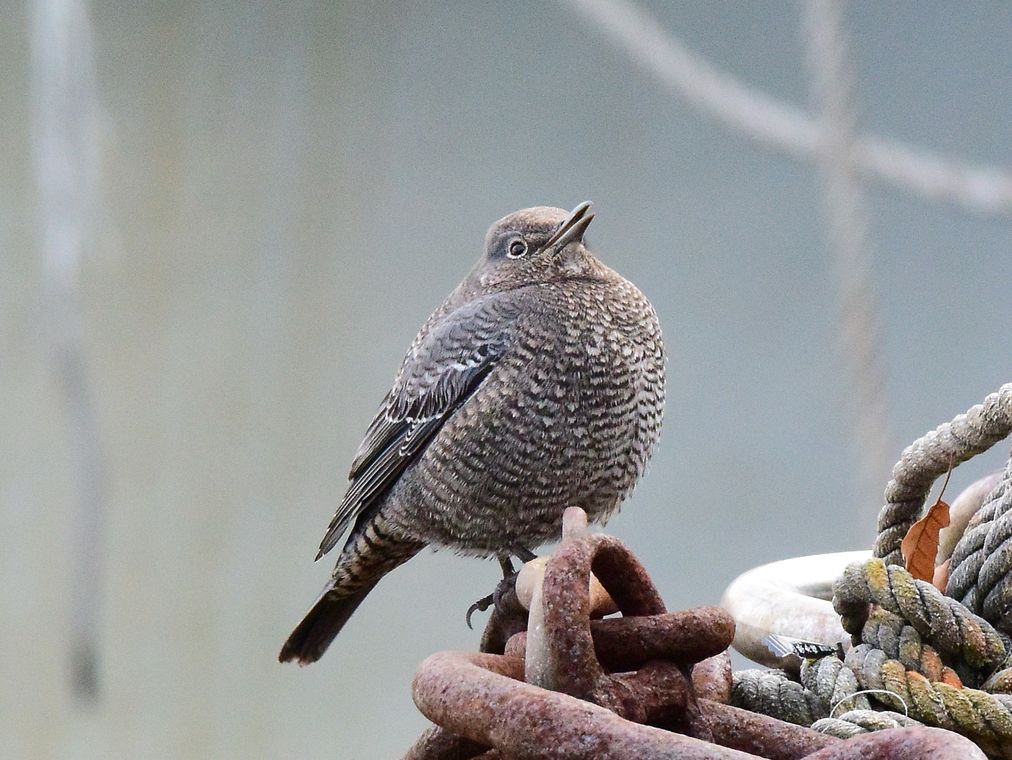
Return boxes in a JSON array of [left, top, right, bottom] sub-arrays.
[[465, 571, 519, 630], [466, 549, 538, 629], [465, 593, 494, 630]]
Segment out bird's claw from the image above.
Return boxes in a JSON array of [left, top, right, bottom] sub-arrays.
[[465, 571, 521, 630], [465, 593, 496, 630]]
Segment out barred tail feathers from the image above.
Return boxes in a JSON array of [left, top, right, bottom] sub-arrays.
[[279, 525, 423, 664]]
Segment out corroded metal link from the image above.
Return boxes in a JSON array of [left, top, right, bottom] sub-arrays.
[[524, 532, 721, 730], [701, 700, 838, 758], [498, 606, 735, 676], [692, 652, 733, 703], [591, 607, 735, 671], [410, 651, 754, 760], [531, 533, 665, 700]]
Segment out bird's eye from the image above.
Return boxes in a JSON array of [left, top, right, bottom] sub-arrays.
[[506, 238, 528, 259]]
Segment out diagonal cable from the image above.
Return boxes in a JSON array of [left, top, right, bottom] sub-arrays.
[[563, 0, 1012, 216]]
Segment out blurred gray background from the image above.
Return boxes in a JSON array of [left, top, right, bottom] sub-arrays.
[[3, 1, 1011, 757]]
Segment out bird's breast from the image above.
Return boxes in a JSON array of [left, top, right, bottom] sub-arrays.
[[385, 276, 665, 555]]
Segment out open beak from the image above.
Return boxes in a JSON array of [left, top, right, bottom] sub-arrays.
[[543, 201, 594, 253]]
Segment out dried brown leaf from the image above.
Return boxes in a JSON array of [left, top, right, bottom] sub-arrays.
[[901, 463, 954, 583], [901, 499, 951, 582]]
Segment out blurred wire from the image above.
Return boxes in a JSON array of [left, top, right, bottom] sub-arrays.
[[802, 0, 893, 520], [563, 0, 1012, 216], [30, 0, 106, 703]]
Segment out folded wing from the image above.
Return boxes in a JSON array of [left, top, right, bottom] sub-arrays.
[[315, 293, 523, 559]]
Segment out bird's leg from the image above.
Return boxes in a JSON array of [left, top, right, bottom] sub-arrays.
[[465, 551, 531, 629], [515, 546, 537, 563]]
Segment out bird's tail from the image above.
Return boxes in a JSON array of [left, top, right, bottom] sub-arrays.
[[279, 527, 424, 664], [278, 581, 378, 665]]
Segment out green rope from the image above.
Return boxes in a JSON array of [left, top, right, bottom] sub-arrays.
[[833, 558, 1006, 673], [861, 607, 962, 684]]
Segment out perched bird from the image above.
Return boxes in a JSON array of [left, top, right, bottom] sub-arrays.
[[279, 202, 665, 664]]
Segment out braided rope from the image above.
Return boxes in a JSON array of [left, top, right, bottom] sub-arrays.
[[734, 643, 1012, 754], [876, 660, 1012, 756], [873, 384, 1012, 566], [861, 607, 961, 685], [811, 709, 920, 739], [842, 645, 906, 711], [984, 668, 1012, 695], [948, 456, 1012, 630], [730, 669, 827, 726], [729, 384, 1012, 755], [828, 644, 1012, 755], [825, 559, 1012, 755], [834, 558, 1007, 673], [800, 656, 870, 713]]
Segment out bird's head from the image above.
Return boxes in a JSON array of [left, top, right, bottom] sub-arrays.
[[470, 201, 599, 292]]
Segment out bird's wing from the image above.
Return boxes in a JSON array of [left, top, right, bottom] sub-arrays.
[[315, 293, 522, 559]]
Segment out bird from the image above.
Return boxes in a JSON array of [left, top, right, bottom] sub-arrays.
[[279, 201, 665, 664]]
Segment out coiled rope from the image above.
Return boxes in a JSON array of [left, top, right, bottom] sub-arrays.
[[730, 383, 1012, 757]]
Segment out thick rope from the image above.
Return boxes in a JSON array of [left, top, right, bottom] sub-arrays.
[[947, 455, 1012, 631], [799, 645, 1012, 756], [984, 667, 1012, 695], [730, 669, 827, 726], [812, 709, 921, 739], [860, 607, 961, 685], [735, 644, 1012, 755], [800, 656, 870, 713], [873, 384, 1012, 566], [833, 558, 1006, 674], [827, 561, 1012, 756], [868, 657, 1012, 757]]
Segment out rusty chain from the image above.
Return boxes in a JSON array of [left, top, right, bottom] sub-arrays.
[[401, 507, 982, 759]]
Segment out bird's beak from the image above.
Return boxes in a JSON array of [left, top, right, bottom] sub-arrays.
[[543, 201, 594, 253]]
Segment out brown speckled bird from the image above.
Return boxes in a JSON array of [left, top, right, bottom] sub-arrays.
[[279, 202, 665, 664]]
